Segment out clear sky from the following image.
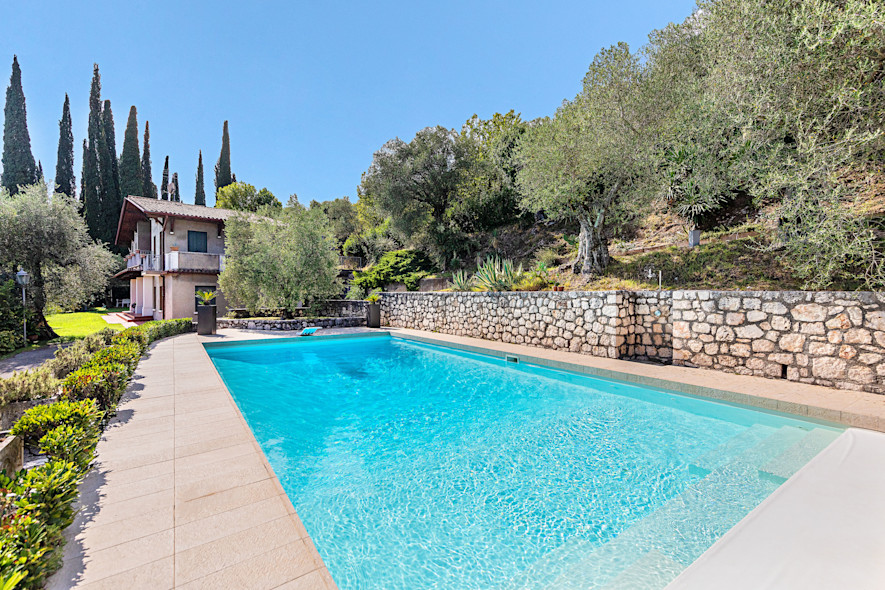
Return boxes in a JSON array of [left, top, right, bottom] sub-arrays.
[[1, 0, 696, 207]]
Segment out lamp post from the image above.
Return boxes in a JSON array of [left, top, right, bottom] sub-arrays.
[[15, 269, 30, 345]]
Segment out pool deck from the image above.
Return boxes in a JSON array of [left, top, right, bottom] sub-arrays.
[[51, 326, 885, 589]]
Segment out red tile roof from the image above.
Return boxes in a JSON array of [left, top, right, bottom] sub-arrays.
[[115, 196, 240, 245]]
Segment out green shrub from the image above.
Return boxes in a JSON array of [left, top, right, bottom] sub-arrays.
[[39, 425, 98, 472], [0, 368, 59, 407], [0, 460, 83, 587], [84, 341, 142, 374], [352, 249, 434, 292], [112, 319, 192, 350], [61, 363, 127, 410], [0, 330, 20, 355], [82, 328, 118, 351], [46, 342, 92, 379], [11, 399, 103, 447]]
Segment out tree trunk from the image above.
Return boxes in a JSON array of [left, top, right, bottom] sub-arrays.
[[571, 212, 610, 276], [30, 263, 58, 340]]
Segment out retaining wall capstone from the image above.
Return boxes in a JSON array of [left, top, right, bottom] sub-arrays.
[[216, 317, 366, 331], [380, 290, 885, 393]]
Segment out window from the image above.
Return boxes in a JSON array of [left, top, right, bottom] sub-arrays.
[[195, 286, 216, 308], [187, 230, 208, 253]]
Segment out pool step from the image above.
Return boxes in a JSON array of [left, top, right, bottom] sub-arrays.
[[692, 424, 778, 471], [597, 550, 685, 590], [499, 425, 839, 590], [760, 427, 841, 480]]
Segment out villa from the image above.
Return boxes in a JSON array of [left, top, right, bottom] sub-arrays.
[[114, 196, 233, 321]]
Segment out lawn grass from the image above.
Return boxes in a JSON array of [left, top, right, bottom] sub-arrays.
[[46, 307, 125, 340]]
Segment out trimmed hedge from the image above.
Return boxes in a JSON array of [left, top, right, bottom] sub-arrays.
[[10, 399, 103, 447], [61, 363, 128, 410]]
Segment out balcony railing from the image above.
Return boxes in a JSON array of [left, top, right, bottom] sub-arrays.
[[126, 250, 160, 271], [165, 251, 224, 272]]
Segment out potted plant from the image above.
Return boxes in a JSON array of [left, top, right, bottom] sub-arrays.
[[195, 290, 217, 335], [366, 291, 381, 328]]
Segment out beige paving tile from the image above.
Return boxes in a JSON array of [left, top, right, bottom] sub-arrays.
[[274, 568, 337, 590], [174, 477, 279, 525], [174, 441, 258, 472], [175, 449, 267, 485], [62, 528, 173, 584], [91, 458, 174, 486], [74, 557, 174, 590], [174, 428, 254, 459], [174, 495, 292, 551], [76, 471, 174, 507], [174, 460, 272, 502], [69, 506, 173, 553], [176, 539, 321, 590], [174, 516, 303, 584], [82, 488, 174, 527]]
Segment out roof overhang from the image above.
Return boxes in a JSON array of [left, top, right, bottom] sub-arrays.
[[114, 197, 231, 245]]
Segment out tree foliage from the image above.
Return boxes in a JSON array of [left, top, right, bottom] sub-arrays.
[[218, 207, 341, 313], [54, 94, 76, 199], [310, 197, 358, 251], [118, 106, 141, 198], [194, 150, 206, 206], [160, 156, 169, 201], [141, 121, 157, 199], [214, 120, 232, 195], [0, 185, 118, 337], [516, 43, 652, 275], [215, 182, 281, 212], [1, 56, 37, 194]]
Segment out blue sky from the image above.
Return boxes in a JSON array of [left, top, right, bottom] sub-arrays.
[[1, 0, 696, 206]]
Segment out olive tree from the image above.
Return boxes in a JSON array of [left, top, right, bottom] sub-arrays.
[[0, 184, 119, 337], [219, 206, 341, 314], [516, 43, 652, 275]]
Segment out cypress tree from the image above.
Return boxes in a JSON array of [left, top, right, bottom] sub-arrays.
[[100, 99, 121, 243], [161, 156, 169, 200], [195, 150, 206, 206], [119, 105, 142, 198], [141, 121, 157, 198], [172, 172, 180, 203], [82, 64, 104, 240], [36, 161, 43, 182], [55, 94, 76, 198], [1, 56, 37, 194], [214, 120, 232, 196]]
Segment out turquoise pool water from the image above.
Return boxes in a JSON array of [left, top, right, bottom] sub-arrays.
[[205, 334, 842, 590]]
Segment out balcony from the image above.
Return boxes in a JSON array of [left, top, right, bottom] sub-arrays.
[[165, 251, 225, 273], [126, 250, 161, 272]]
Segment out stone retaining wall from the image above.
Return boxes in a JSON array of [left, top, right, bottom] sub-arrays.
[[671, 291, 885, 392], [380, 290, 885, 393], [216, 317, 366, 331]]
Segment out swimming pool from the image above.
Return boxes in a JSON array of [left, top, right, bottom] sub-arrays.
[[205, 333, 842, 590]]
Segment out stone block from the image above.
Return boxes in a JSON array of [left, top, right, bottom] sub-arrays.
[[843, 328, 872, 345], [735, 324, 764, 339], [762, 302, 788, 315], [791, 303, 827, 322], [717, 297, 741, 311], [770, 316, 790, 331], [811, 357, 847, 380], [746, 310, 767, 323], [752, 339, 775, 353], [725, 313, 745, 326]]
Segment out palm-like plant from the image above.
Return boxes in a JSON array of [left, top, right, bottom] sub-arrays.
[[473, 256, 522, 291], [195, 290, 217, 306], [449, 269, 474, 291]]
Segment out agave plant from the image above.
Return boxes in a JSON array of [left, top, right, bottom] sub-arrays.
[[473, 256, 522, 292], [449, 269, 474, 292]]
